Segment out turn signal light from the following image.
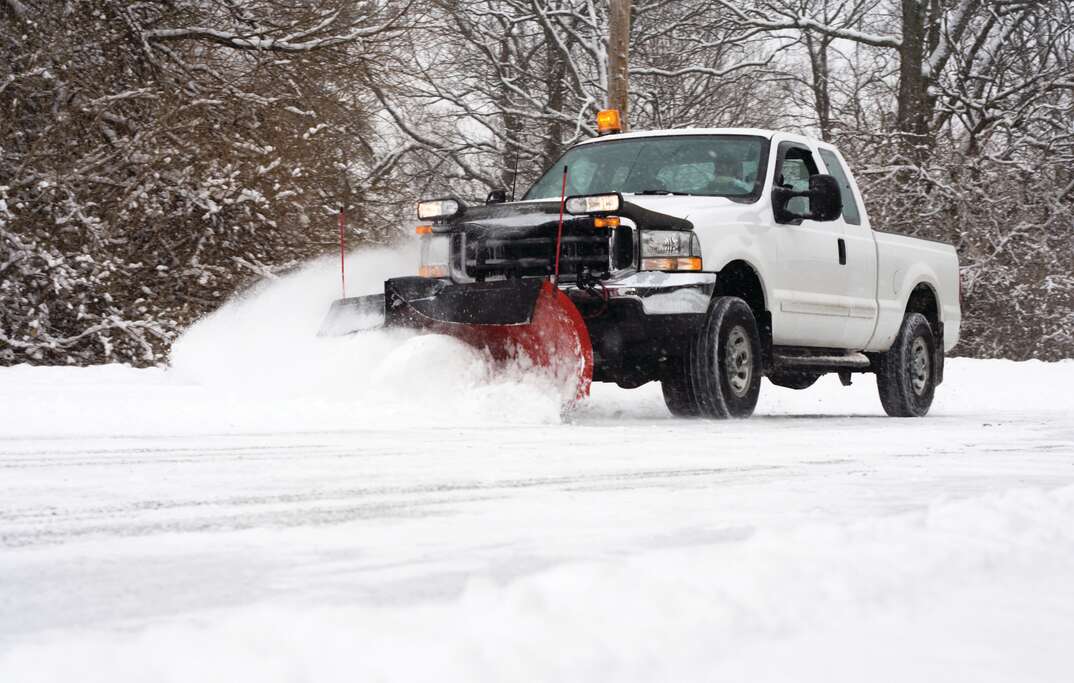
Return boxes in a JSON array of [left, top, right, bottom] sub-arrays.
[[596, 109, 623, 135], [418, 265, 449, 278], [593, 216, 620, 228], [641, 257, 703, 272], [415, 225, 433, 235]]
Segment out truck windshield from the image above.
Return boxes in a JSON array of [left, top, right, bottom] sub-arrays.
[[524, 135, 766, 201]]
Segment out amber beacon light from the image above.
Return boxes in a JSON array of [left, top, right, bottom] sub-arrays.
[[596, 109, 623, 135]]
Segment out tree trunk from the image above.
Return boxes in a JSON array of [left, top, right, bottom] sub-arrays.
[[542, 23, 568, 169], [607, 0, 631, 128], [896, 0, 932, 158], [804, 32, 833, 141], [496, 36, 522, 194]]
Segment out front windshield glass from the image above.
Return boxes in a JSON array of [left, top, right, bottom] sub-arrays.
[[524, 135, 766, 201]]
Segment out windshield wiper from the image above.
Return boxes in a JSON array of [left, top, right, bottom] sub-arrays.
[[635, 189, 692, 196]]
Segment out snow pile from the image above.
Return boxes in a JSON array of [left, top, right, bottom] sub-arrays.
[[3, 485, 1073, 682]]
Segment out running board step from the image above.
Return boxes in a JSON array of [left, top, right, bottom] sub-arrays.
[[773, 352, 871, 370]]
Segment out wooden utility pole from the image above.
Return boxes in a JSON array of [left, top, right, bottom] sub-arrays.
[[607, 0, 631, 129]]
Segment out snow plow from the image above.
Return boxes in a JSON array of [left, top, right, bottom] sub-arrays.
[[319, 175, 704, 407], [320, 274, 594, 402]]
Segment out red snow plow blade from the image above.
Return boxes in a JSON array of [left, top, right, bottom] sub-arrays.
[[320, 277, 593, 403], [442, 281, 593, 402]]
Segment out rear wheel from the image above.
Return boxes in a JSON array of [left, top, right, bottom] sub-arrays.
[[661, 296, 762, 419], [876, 312, 937, 417]]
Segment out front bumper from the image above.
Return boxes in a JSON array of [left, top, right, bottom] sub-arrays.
[[569, 272, 716, 386], [595, 271, 716, 315]]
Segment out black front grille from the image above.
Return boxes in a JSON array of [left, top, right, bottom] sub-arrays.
[[464, 221, 612, 280]]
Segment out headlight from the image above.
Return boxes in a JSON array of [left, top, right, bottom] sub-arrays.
[[565, 193, 621, 215], [417, 198, 462, 221], [419, 235, 451, 278], [640, 230, 703, 271]]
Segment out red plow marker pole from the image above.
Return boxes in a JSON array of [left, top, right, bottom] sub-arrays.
[[544, 163, 593, 403], [552, 165, 568, 285], [338, 206, 347, 299]]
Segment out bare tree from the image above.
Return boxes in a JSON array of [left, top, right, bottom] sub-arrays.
[[607, 0, 631, 120]]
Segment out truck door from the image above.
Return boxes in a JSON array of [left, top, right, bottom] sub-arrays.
[[818, 147, 879, 348], [768, 141, 849, 347]]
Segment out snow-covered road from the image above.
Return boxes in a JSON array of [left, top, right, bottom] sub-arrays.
[[3, 254, 1073, 681]]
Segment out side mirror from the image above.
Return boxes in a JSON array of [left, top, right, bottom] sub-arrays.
[[485, 189, 507, 205], [808, 174, 842, 222], [771, 173, 842, 224]]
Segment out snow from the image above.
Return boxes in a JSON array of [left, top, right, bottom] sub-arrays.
[[2, 251, 1073, 681]]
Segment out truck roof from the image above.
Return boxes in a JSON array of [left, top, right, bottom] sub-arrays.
[[575, 127, 820, 147]]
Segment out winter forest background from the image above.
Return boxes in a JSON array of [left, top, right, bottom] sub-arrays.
[[1, 0, 1072, 366]]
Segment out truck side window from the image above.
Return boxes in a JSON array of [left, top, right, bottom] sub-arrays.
[[818, 149, 861, 225], [775, 144, 818, 216]]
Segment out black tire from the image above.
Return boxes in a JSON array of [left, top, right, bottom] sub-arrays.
[[876, 312, 937, 417], [661, 359, 701, 417], [660, 296, 762, 419], [692, 296, 762, 418], [767, 370, 821, 390]]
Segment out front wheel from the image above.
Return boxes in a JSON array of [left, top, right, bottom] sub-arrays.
[[876, 312, 937, 417], [661, 296, 762, 419]]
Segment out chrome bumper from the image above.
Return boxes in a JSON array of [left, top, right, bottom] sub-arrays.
[[599, 272, 716, 315]]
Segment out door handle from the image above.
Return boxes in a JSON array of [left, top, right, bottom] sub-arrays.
[[837, 238, 847, 265]]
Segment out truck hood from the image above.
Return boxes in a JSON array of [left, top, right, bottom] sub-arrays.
[[501, 193, 746, 226], [453, 196, 696, 233], [618, 194, 740, 223]]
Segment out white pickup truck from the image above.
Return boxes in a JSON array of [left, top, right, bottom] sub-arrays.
[[332, 118, 961, 418], [523, 125, 961, 417]]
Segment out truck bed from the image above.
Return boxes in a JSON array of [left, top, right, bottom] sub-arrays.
[[869, 230, 961, 353]]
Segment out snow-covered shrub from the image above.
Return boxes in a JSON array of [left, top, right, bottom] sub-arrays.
[[1, 0, 411, 365]]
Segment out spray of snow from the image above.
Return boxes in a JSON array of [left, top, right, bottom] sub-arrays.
[[166, 245, 565, 430]]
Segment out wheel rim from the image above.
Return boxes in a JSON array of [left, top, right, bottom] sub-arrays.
[[910, 337, 929, 395], [724, 325, 752, 397]]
